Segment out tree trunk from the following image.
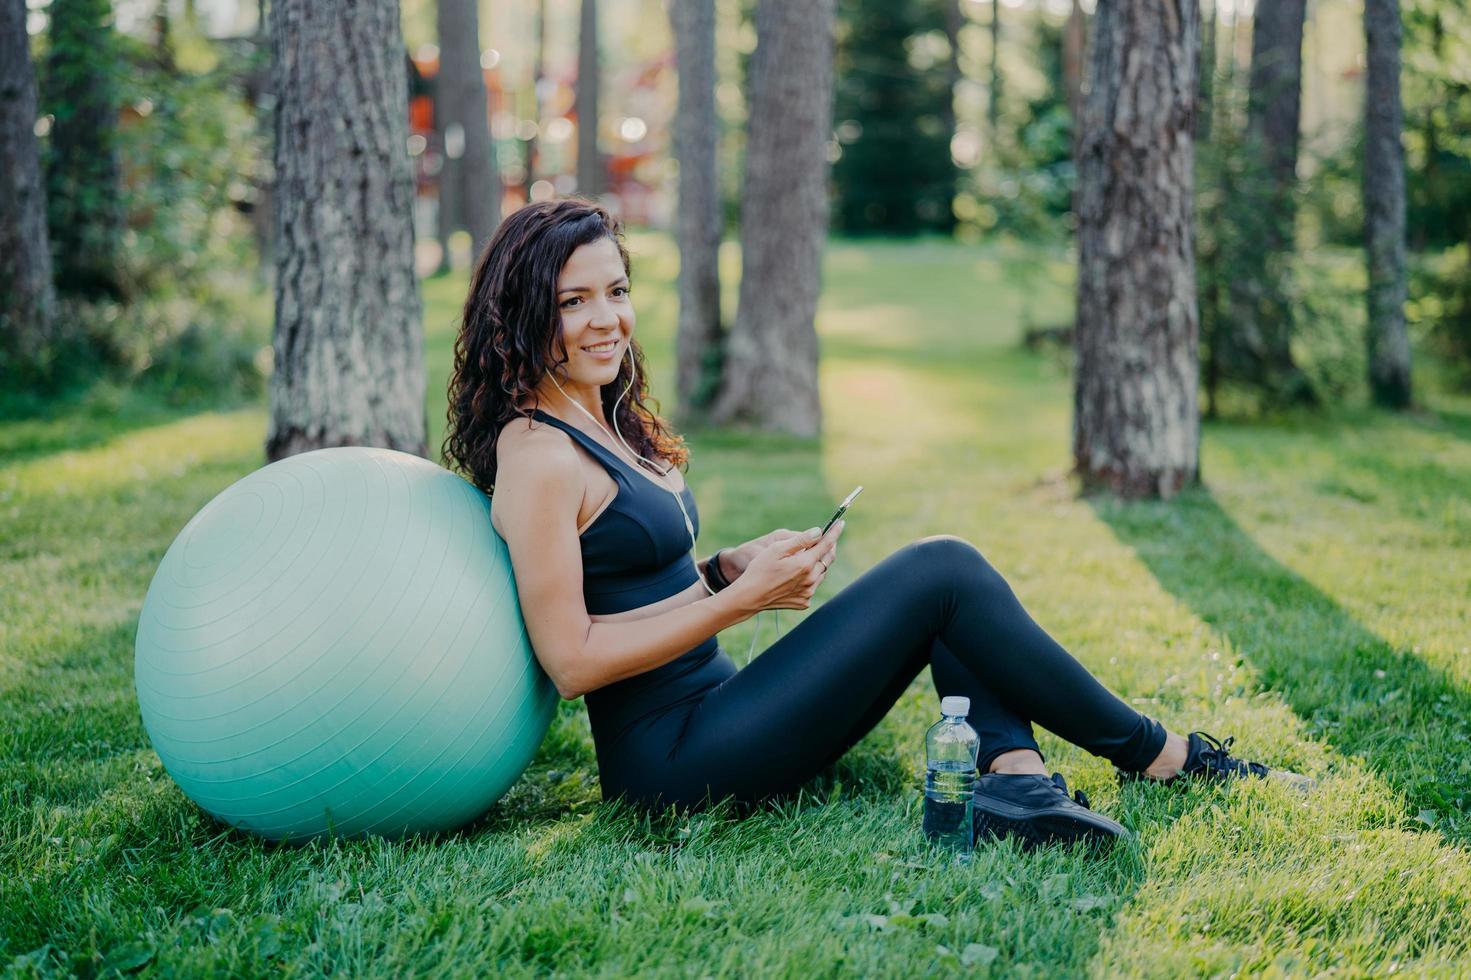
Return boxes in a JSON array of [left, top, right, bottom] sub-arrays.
[[942, 0, 962, 143], [1245, 0, 1304, 258], [152, 0, 175, 73], [266, 0, 427, 462], [0, 0, 56, 384], [1225, 0, 1313, 406], [436, 0, 499, 254], [435, 108, 461, 274], [1063, 0, 1085, 125], [526, 0, 546, 189], [709, 0, 835, 436], [242, 29, 273, 274], [988, 0, 1001, 139], [576, 0, 601, 198], [1073, 0, 1200, 499], [670, 0, 724, 419], [1364, 0, 1411, 407]]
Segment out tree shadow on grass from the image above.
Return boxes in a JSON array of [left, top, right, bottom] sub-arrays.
[[1091, 486, 1471, 841], [1405, 400, 1471, 445]]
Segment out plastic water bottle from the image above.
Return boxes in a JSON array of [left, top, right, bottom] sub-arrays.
[[923, 695, 979, 858]]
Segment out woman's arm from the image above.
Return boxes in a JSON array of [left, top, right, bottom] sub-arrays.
[[585, 553, 732, 626], [573, 534, 825, 693], [571, 587, 755, 698]]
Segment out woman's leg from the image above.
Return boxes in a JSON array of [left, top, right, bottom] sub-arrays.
[[804, 635, 1044, 778], [626, 535, 1165, 808], [930, 637, 1049, 775]]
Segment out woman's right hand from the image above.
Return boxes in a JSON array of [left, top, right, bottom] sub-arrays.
[[727, 520, 845, 613]]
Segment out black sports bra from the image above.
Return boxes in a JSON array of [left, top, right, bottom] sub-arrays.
[[523, 409, 702, 616]]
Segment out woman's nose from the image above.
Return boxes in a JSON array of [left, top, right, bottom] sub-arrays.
[[587, 297, 621, 327]]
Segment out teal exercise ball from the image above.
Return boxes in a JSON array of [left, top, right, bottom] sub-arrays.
[[133, 446, 557, 841]]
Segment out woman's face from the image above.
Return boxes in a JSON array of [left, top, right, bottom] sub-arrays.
[[552, 236, 634, 385]]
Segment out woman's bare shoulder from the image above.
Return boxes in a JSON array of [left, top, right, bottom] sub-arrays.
[[496, 410, 563, 460], [500, 409, 553, 450], [491, 415, 581, 532]]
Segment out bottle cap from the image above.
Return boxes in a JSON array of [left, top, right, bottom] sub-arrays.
[[940, 695, 970, 717]]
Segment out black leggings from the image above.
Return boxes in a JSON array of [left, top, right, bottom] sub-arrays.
[[593, 535, 1168, 810]]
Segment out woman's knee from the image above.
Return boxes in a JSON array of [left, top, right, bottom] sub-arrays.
[[854, 534, 1010, 618], [914, 534, 983, 564], [904, 535, 1012, 599]]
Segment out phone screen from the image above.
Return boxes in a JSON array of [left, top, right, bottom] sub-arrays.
[[821, 485, 863, 535]]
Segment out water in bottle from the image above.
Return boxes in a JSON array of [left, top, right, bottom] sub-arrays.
[[923, 695, 979, 858]]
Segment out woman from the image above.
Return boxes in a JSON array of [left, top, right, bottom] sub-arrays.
[[442, 198, 1309, 850]]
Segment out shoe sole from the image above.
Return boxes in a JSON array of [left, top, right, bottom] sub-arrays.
[[973, 804, 1126, 851]]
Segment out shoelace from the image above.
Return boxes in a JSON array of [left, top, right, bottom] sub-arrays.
[[1050, 772, 1092, 810], [1192, 732, 1269, 779]]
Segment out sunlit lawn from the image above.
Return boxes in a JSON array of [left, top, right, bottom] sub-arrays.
[[3, 233, 1470, 976]]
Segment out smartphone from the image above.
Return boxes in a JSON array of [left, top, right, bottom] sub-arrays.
[[821, 485, 863, 535]]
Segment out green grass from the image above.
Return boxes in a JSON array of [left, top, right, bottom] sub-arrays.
[[4, 233, 1471, 977]]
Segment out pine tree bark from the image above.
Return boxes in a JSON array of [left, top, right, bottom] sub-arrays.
[[709, 0, 835, 436], [436, 0, 499, 254], [576, 0, 601, 198], [1225, 0, 1313, 405], [266, 0, 427, 462], [1, 0, 57, 385], [670, 0, 723, 418], [1073, 0, 1200, 499], [1245, 0, 1304, 259], [1364, 0, 1411, 408]]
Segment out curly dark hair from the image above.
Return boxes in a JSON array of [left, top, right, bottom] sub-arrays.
[[440, 197, 690, 495]]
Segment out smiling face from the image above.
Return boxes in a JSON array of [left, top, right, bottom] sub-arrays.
[[551, 236, 634, 387]]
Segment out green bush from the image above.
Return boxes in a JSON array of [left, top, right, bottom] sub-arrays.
[[16, 24, 269, 413], [1409, 244, 1471, 391], [1292, 250, 1370, 404], [955, 16, 1076, 246]]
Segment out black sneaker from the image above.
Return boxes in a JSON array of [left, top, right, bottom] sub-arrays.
[[1117, 731, 1315, 792], [971, 772, 1129, 851]]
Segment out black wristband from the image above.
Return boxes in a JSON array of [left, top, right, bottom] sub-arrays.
[[704, 549, 733, 591]]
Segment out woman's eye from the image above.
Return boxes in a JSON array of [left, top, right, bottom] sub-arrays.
[[562, 288, 628, 308]]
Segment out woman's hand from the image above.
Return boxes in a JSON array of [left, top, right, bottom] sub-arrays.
[[724, 528, 815, 580], [725, 521, 845, 614]]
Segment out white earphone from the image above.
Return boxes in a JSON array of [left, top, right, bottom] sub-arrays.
[[548, 341, 775, 664]]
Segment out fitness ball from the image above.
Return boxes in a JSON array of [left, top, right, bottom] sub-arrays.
[[133, 446, 556, 841]]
